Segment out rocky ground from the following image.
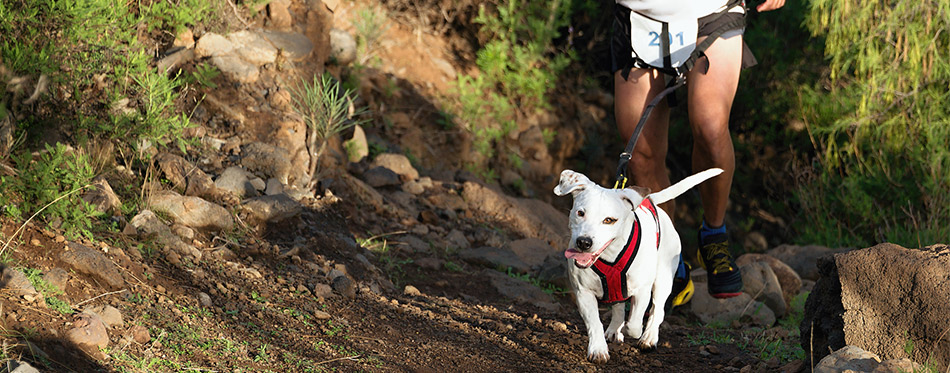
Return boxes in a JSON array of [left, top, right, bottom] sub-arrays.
[[1, 0, 947, 372]]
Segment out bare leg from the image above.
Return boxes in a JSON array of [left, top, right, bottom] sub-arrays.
[[686, 35, 743, 227], [614, 69, 674, 217]]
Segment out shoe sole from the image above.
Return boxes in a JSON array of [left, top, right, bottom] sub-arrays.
[[710, 292, 743, 299], [671, 279, 694, 307]]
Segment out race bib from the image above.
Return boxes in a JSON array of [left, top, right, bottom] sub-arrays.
[[629, 12, 698, 69]]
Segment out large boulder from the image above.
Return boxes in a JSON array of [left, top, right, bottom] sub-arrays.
[[462, 181, 568, 249], [801, 243, 950, 369], [737, 253, 802, 307], [148, 190, 234, 232], [767, 244, 849, 280]]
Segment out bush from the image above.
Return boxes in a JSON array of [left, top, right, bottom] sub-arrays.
[[795, 0, 950, 246]]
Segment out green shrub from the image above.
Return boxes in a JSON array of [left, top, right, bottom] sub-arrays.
[[796, 0, 950, 246], [1, 143, 100, 239]]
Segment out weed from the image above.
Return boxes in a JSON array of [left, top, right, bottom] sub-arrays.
[[289, 73, 370, 181], [686, 330, 735, 345], [188, 62, 221, 89], [504, 267, 565, 294], [251, 291, 268, 304], [444, 261, 464, 273], [353, 7, 389, 65], [254, 343, 271, 363]]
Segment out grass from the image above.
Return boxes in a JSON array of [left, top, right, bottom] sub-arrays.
[[504, 267, 565, 295]]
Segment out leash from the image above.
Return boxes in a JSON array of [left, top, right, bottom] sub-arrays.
[[613, 74, 686, 189]]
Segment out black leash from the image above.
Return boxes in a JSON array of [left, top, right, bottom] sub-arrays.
[[613, 75, 686, 189]]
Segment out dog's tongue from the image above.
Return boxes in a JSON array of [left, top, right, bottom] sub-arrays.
[[564, 248, 595, 268]]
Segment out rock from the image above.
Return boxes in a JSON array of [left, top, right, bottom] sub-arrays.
[[403, 285, 421, 296], [130, 210, 203, 260], [62, 242, 124, 289], [873, 358, 926, 373], [446, 229, 470, 250], [173, 29, 195, 49], [157, 46, 192, 73], [214, 166, 257, 198], [241, 194, 302, 224], [241, 142, 298, 186], [311, 283, 333, 298], [459, 246, 530, 274], [414, 257, 444, 270], [170, 224, 195, 241], [85, 305, 123, 329], [506, 238, 559, 269], [198, 292, 212, 308], [313, 310, 332, 320], [42, 268, 69, 292], [331, 276, 356, 298], [399, 234, 430, 253], [401, 180, 425, 195], [801, 243, 950, 368], [66, 312, 110, 356], [536, 254, 569, 292], [261, 31, 314, 61], [483, 269, 558, 312], [249, 177, 266, 191], [463, 181, 569, 249], [814, 345, 881, 373], [227, 31, 278, 66], [737, 253, 802, 308], [265, 178, 284, 195], [130, 324, 151, 344], [210, 55, 259, 84], [1, 267, 39, 299], [329, 28, 356, 65], [266, 0, 293, 28], [743, 231, 768, 252], [768, 244, 846, 280], [371, 153, 419, 181], [81, 176, 122, 214], [362, 166, 401, 188], [156, 153, 215, 198], [148, 190, 234, 232], [473, 227, 505, 247], [195, 32, 234, 57], [1, 360, 40, 373], [690, 282, 775, 327], [344, 124, 369, 163], [738, 261, 787, 317]]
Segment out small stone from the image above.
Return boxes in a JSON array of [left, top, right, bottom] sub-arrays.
[[30, 239, 40, 246], [313, 310, 331, 320], [55, 235, 65, 243], [198, 292, 212, 307], [311, 283, 333, 298], [403, 285, 421, 296], [551, 321, 567, 332], [130, 324, 151, 344], [706, 345, 720, 355], [156, 285, 166, 293], [331, 276, 356, 298]]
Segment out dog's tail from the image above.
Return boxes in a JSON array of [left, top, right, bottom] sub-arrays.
[[648, 168, 724, 205]]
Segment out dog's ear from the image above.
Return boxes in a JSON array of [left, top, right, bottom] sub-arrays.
[[553, 169, 591, 196], [619, 188, 646, 211]]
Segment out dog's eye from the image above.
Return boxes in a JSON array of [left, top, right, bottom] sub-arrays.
[[602, 217, 617, 225], [577, 210, 585, 217]]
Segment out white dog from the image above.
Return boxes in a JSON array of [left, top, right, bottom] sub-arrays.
[[553, 168, 723, 363]]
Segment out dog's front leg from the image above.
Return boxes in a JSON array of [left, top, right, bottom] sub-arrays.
[[576, 290, 610, 363], [604, 302, 626, 343], [623, 286, 653, 341]]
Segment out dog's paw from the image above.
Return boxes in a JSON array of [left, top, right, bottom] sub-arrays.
[[587, 340, 610, 363], [605, 327, 624, 343], [623, 323, 643, 340], [636, 329, 659, 350]]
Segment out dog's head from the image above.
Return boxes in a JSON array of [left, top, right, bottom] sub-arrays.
[[554, 170, 648, 268]]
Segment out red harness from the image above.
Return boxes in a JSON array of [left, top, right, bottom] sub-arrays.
[[592, 198, 660, 304]]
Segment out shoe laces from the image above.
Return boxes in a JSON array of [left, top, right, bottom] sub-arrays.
[[704, 241, 734, 275]]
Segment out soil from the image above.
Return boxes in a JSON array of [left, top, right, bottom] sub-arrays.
[[0, 0, 803, 372]]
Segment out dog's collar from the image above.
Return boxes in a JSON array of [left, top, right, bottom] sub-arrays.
[[589, 198, 660, 304]]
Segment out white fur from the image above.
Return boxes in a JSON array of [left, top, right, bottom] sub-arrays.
[[553, 168, 722, 363]]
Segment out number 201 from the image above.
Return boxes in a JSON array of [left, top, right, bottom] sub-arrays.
[[648, 31, 684, 46]]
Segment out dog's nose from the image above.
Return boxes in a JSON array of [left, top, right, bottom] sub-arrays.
[[576, 236, 593, 251]]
